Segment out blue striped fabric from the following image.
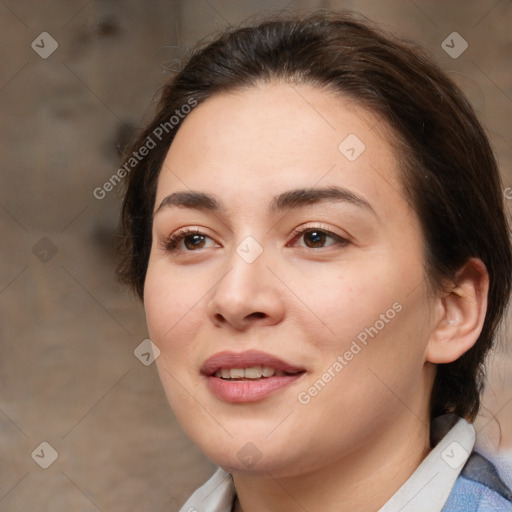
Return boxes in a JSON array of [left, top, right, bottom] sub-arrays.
[[442, 452, 512, 511]]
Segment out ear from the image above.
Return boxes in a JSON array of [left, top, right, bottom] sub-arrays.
[[426, 258, 489, 364]]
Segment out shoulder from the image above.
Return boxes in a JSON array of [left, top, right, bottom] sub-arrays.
[[442, 452, 512, 512]]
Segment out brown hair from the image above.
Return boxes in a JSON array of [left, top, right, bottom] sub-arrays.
[[117, 10, 512, 421]]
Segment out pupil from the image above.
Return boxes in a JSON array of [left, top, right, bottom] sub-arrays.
[[306, 231, 325, 247], [185, 234, 205, 250]]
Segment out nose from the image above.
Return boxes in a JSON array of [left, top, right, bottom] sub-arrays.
[[206, 245, 285, 331]]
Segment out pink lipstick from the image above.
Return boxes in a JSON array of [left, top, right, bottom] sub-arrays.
[[201, 350, 306, 403]]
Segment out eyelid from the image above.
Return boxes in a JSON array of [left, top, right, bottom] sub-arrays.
[[161, 226, 221, 252], [287, 223, 351, 247], [160, 223, 350, 253]]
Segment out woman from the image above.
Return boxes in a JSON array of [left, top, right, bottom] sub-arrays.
[[118, 10, 512, 511]]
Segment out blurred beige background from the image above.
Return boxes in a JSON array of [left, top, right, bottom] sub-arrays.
[[0, 1, 511, 510]]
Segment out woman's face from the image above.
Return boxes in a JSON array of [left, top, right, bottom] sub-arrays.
[[144, 83, 438, 477]]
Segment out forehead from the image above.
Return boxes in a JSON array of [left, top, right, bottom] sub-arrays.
[[155, 82, 405, 219]]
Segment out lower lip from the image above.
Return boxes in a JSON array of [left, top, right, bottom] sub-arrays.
[[205, 374, 304, 403]]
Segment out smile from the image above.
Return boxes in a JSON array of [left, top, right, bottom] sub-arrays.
[[202, 350, 306, 402], [215, 366, 295, 379]]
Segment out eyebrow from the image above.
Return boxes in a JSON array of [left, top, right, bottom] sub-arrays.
[[154, 186, 376, 217]]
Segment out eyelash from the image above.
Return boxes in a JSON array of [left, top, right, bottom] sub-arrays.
[[162, 227, 211, 251], [162, 225, 349, 252], [288, 225, 349, 249]]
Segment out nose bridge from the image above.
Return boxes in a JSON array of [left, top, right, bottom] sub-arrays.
[[207, 235, 284, 328], [217, 236, 269, 304]]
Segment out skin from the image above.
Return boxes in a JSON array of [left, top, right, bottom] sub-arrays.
[[144, 82, 489, 512]]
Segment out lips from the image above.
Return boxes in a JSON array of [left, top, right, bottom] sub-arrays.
[[201, 350, 306, 403], [201, 350, 305, 376]]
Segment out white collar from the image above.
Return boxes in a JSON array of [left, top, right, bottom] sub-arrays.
[[178, 417, 475, 512], [178, 466, 235, 512], [378, 417, 475, 511]]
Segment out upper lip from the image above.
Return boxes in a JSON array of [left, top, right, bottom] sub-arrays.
[[201, 350, 306, 376]]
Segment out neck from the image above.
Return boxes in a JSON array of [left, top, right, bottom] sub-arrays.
[[232, 414, 431, 512]]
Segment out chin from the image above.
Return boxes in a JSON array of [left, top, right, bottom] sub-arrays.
[[216, 451, 295, 476], [191, 430, 307, 477]]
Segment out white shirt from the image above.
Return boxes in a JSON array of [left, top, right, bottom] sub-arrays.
[[178, 417, 475, 512]]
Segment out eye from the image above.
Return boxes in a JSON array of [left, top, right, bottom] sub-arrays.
[[163, 228, 219, 252], [289, 227, 349, 249], [162, 226, 347, 252]]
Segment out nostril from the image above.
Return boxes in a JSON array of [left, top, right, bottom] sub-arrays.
[[248, 312, 266, 319], [215, 313, 225, 323]]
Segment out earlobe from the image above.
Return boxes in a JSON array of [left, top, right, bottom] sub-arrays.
[[426, 258, 489, 364]]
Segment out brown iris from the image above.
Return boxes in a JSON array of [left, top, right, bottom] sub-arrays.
[[303, 230, 327, 248], [184, 234, 206, 250]]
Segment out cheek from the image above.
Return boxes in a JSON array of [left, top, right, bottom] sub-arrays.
[[294, 254, 431, 390], [143, 259, 207, 355], [144, 263, 208, 414], [287, 256, 406, 349]]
